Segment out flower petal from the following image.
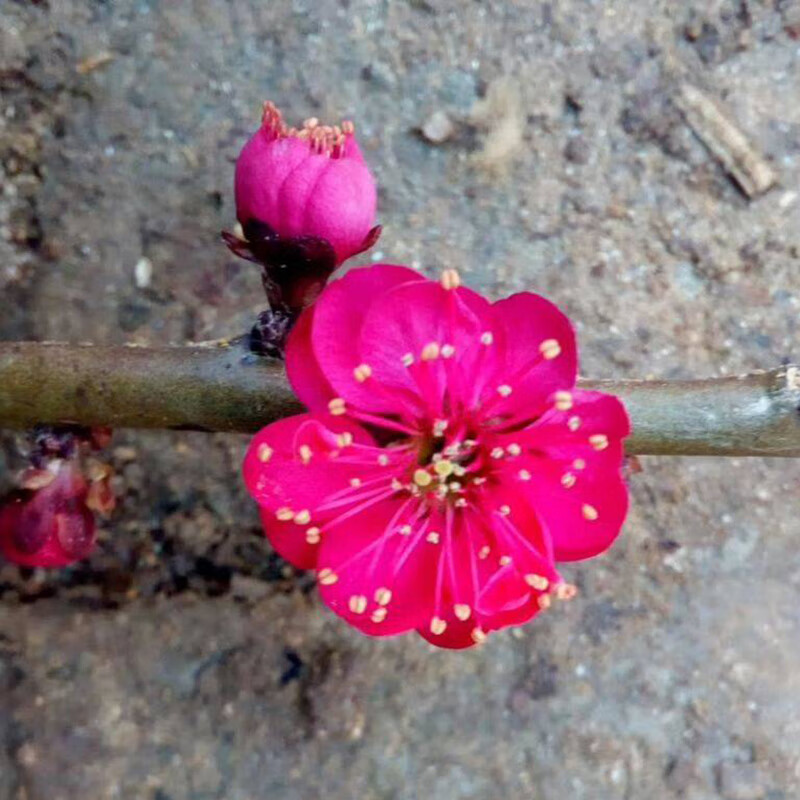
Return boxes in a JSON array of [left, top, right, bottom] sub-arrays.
[[503, 390, 630, 561], [310, 264, 425, 414], [285, 306, 335, 411]]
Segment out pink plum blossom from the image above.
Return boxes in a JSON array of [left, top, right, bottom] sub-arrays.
[[243, 265, 630, 648]]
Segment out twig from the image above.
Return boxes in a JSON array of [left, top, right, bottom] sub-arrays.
[[1, 341, 799, 456], [676, 82, 777, 198]]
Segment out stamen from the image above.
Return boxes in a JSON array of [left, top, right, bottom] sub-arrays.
[[491, 447, 505, 459], [399, 524, 413, 536], [371, 607, 387, 623], [525, 574, 549, 591], [582, 504, 599, 521], [421, 342, 440, 361], [440, 269, 461, 290], [348, 595, 367, 614], [497, 384, 513, 397], [401, 352, 414, 367], [426, 531, 440, 544], [555, 583, 578, 601], [299, 445, 312, 464], [414, 469, 433, 487], [519, 469, 531, 481], [454, 604, 471, 621], [353, 364, 372, 382], [293, 509, 311, 525], [568, 416, 582, 432], [430, 617, 447, 635], [499, 555, 512, 566], [540, 339, 561, 359], [573, 458, 586, 470], [471, 627, 488, 644], [554, 391, 573, 411], [506, 443, 521, 456], [328, 397, 347, 415], [257, 443, 273, 463], [276, 507, 294, 521], [378, 454, 390, 466], [336, 432, 354, 448], [561, 473, 576, 488], [318, 568, 338, 585], [589, 434, 609, 451], [538, 594, 552, 610], [480, 332, 494, 346], [441, 344, 455, 359], [350, 478, 362, 488], [375, 587, 392, 605], [479, 545, 491, 560], [498, 505, 511, 516], [306, 527, 321, 544], [434, 460, 455, 478]]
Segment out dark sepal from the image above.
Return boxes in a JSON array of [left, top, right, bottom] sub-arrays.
[[248, 307, 297, 360]]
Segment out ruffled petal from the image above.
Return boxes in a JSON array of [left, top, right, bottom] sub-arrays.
[[498, 390, 630, 562], [316, 500, 440, 636], [481, 292, 577, 419], [310, 264, 425, 414]]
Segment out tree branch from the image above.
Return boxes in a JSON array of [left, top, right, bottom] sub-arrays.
[[0, 341, 798, 456]]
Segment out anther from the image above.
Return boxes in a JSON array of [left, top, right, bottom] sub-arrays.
[[318, 568, 338, 585], [498, 505, 511, 516], [454, 604, 471, 621], [491, 447, 505, 459], [306, 527, 321, 544], [434, 460, 454, 478], [480, 332, 494, 346], [582, 504, 599, 521], [499, 555, 512, 566], [506, 443, 521, 456], [430, 617, 447, 635], [525, 574, 549, 591], [555, 583, 578, 601], [378, 454, 390, 466], [414, 469, 433, 487], [426, 531, 440, 544], [276, 507, 294, 521], [540, 339, 561, 360], [421, 342, 440, 361], [561, 473, 576, 488], [350, 478, 362, 488], [497, 384, 513, 397], [589, 434, 609, 451], [299, 444, 312, 464], [328, 397, 347, 416], [538, 594, 552, 610], [471, 628, 488, 644], [441, 344, 456, 358], [440, 269, 461, 290], [294, 509, 311, 525], [554, 391, 573, 411], [573, 458, 586, 470], [479, 545, 491, 560], [348, 595, 367, 614], [399, 524, 412, 536], [455, 498, 467, 507], [371, 607, 388, 623], [336, 432, 354, 448], [375, 587, 392, 606], [257, 443, 273, 463], [568, 416, 582, 432], [401, 352, 414, 367], [519, 469, 531, 481]]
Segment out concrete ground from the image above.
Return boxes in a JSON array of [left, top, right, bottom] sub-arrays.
[[1, 1, 800, 798]]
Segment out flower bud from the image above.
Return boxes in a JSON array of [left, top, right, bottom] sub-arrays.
[[228, 103, 381, 311], [0, 460, 96, 568]]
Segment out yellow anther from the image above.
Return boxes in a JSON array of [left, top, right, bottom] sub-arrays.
[[555, 583, 578, 601], [434, 460, 455, 478], [573, 458, 586, 470], [371, 607, 388, 623], [353, 363, 372, 382], [276, 507, 294, 521], [480, 331, 494, 346], [426, 531, 440, 544], [440, 269, 461, 290], [454, 604, 472, 621], [350, 478, 362, 488], [499, 555, 512, 566], [421, 342, 440, 361], [582, 504, 599, 521], [399, 524, 413, 536], [554, 391, 573, 411], [471, 627, 488, 644], [299, 444, 313, 464], [328, 397, 346, 415], [430, 617, 447, 635], [293, 509, 311, 525], [491, 447, 505, 459], [348, 595, 368, 614], [257, 443, 273, 463], [497, 384, 513, 397], [336, 432, 353, 448], [568, 416, 582, 432], [525, 574, 549, 591], [589, 434, 609, 451], [561, 473, 576, 488], [506, 443, 521, 456], [538, 594, 552, 610], [414, 468, 433, 487], [401, 352, 414, 367], [375, 587, 392, 606], [441, 344, 456, 358], [540, 339, 561, 360], [519, 469, 531, 481], [498, 505, 511, 516], [378, 454, 390, 466], [318, 568, 338, 585], [479, 545, 490, 560], [306, 527, 321, 544]]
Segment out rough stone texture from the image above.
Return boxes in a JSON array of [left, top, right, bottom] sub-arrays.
[[1, 1, 800, 798]]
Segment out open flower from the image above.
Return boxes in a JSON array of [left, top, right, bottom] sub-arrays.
[[0, 460, 96, 568], [243, 265, 630, 648], [228, 102, 381, 311]]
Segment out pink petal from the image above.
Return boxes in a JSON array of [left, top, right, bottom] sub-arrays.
[[316, 501, 440, 636], [285, 306, 335, 411], [310, 264, 425, 413], [357, 279, 494, 417], [502, 390, 630, 562], [483, 292, 577, 418]]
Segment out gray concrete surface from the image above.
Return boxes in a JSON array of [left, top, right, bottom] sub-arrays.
[[1, 1, 800, 798]]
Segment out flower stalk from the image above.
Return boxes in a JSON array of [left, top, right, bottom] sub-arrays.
[[0, 340, 797, 457]]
